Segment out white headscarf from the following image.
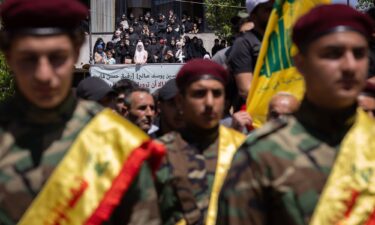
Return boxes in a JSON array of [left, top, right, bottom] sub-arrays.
[[134, 41, 148, 64]]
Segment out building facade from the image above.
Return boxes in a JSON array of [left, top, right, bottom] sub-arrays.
[[90, 0, 205, 33]]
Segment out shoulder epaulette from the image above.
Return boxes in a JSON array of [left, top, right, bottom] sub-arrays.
[[245, 116, 289, 146], [157, 131, 178, 145], [78, 100, 103, 117]]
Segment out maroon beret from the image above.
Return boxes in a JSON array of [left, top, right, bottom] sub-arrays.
[[0, 0, 87, 32], [176, 59, 228, 90], [292, 4, 375, 51]]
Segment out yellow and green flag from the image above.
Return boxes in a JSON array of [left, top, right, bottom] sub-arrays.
[[311, 110, 375, 225], [18, 109, 165, 225], [246, 0, 331, 128]]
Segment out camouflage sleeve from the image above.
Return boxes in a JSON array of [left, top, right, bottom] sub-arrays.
[[217, 117, 316, 225], [155, 133, 185, 225], [217, 145, 266, 225], [155, 154, 184, 225], [104, 163, 161, 225]]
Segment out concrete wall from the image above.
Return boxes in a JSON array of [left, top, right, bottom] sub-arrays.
[[91, 0, 116, 33]]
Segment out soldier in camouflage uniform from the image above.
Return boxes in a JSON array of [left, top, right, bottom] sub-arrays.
[[217, 4, 374, 225], [156, 59, 245, 225], [0, 0, 161, 224]]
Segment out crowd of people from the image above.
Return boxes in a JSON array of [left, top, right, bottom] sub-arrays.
[[93, 10, 215, 65], [1, 0, 375, 225]]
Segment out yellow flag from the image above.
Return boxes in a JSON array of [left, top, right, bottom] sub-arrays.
[[246, 0, 331, 128], [18, 109, 165, 225], [310, 110, 375, 225]]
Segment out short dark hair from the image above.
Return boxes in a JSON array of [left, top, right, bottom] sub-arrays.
[[112, 78, 139, 95], [124, 87, 150, 108]]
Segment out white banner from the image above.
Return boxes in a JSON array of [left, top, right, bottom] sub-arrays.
[[90, 64, 183, 93]]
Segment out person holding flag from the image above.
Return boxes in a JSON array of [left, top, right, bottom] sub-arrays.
[[245, 0, 332, 127], [217, 3, 374, 225], [227, 0, 274, 111], [0, 0, 165, 224]]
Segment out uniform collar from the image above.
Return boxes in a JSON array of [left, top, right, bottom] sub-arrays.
[[295, 98, 357, 146], [5, 92, 77, 124], [180, 124, 219, 152]]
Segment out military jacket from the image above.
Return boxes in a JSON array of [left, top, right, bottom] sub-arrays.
[[217, 99, 357, 225], [0, 94, 160, 225], [156, 130, 220, 225]]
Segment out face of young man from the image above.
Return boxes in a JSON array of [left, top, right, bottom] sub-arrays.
[[159, 98, 184, 132], [294, 31, 368, 110], [127, 91, 155, 132], [115, 93, 127, 116], [179, 79, 225, 130], [6, 34, 79, 109]]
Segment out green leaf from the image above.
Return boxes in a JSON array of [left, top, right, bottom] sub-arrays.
[[0, 53, 14, 102], [356, 0, 374, 11], [204, 0, 245, 40]]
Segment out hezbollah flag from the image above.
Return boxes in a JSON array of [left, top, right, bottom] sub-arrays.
[[311, 110, 375, 225], [245, 0, 330, 128], [17, 109, 165, 225]]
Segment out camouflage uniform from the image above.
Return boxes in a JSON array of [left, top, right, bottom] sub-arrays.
[[217, 99, 357, 225], [0, 94, 161, 225], [156, 129, 220, 225]]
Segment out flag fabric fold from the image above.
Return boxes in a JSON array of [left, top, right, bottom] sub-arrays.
[[311, 110, 375, 225], [246, 0, 331, 128], [18, 109, 165, 225]]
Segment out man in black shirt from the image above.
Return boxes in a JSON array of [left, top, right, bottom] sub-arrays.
[[227, 0, 273, 106]]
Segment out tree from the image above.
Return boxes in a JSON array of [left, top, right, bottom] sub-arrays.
[[0, 53, 14, 101], [356, 0, 374, 11], [204, 0, 245, 40]]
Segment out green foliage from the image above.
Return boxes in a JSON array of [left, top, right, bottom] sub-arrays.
[[356, 0, 374, 11], [204, 0, 245, 40], [0, 53, 14, 101]]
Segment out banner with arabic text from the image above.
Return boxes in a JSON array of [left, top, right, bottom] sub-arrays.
[[90, 64, 183, 93]]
